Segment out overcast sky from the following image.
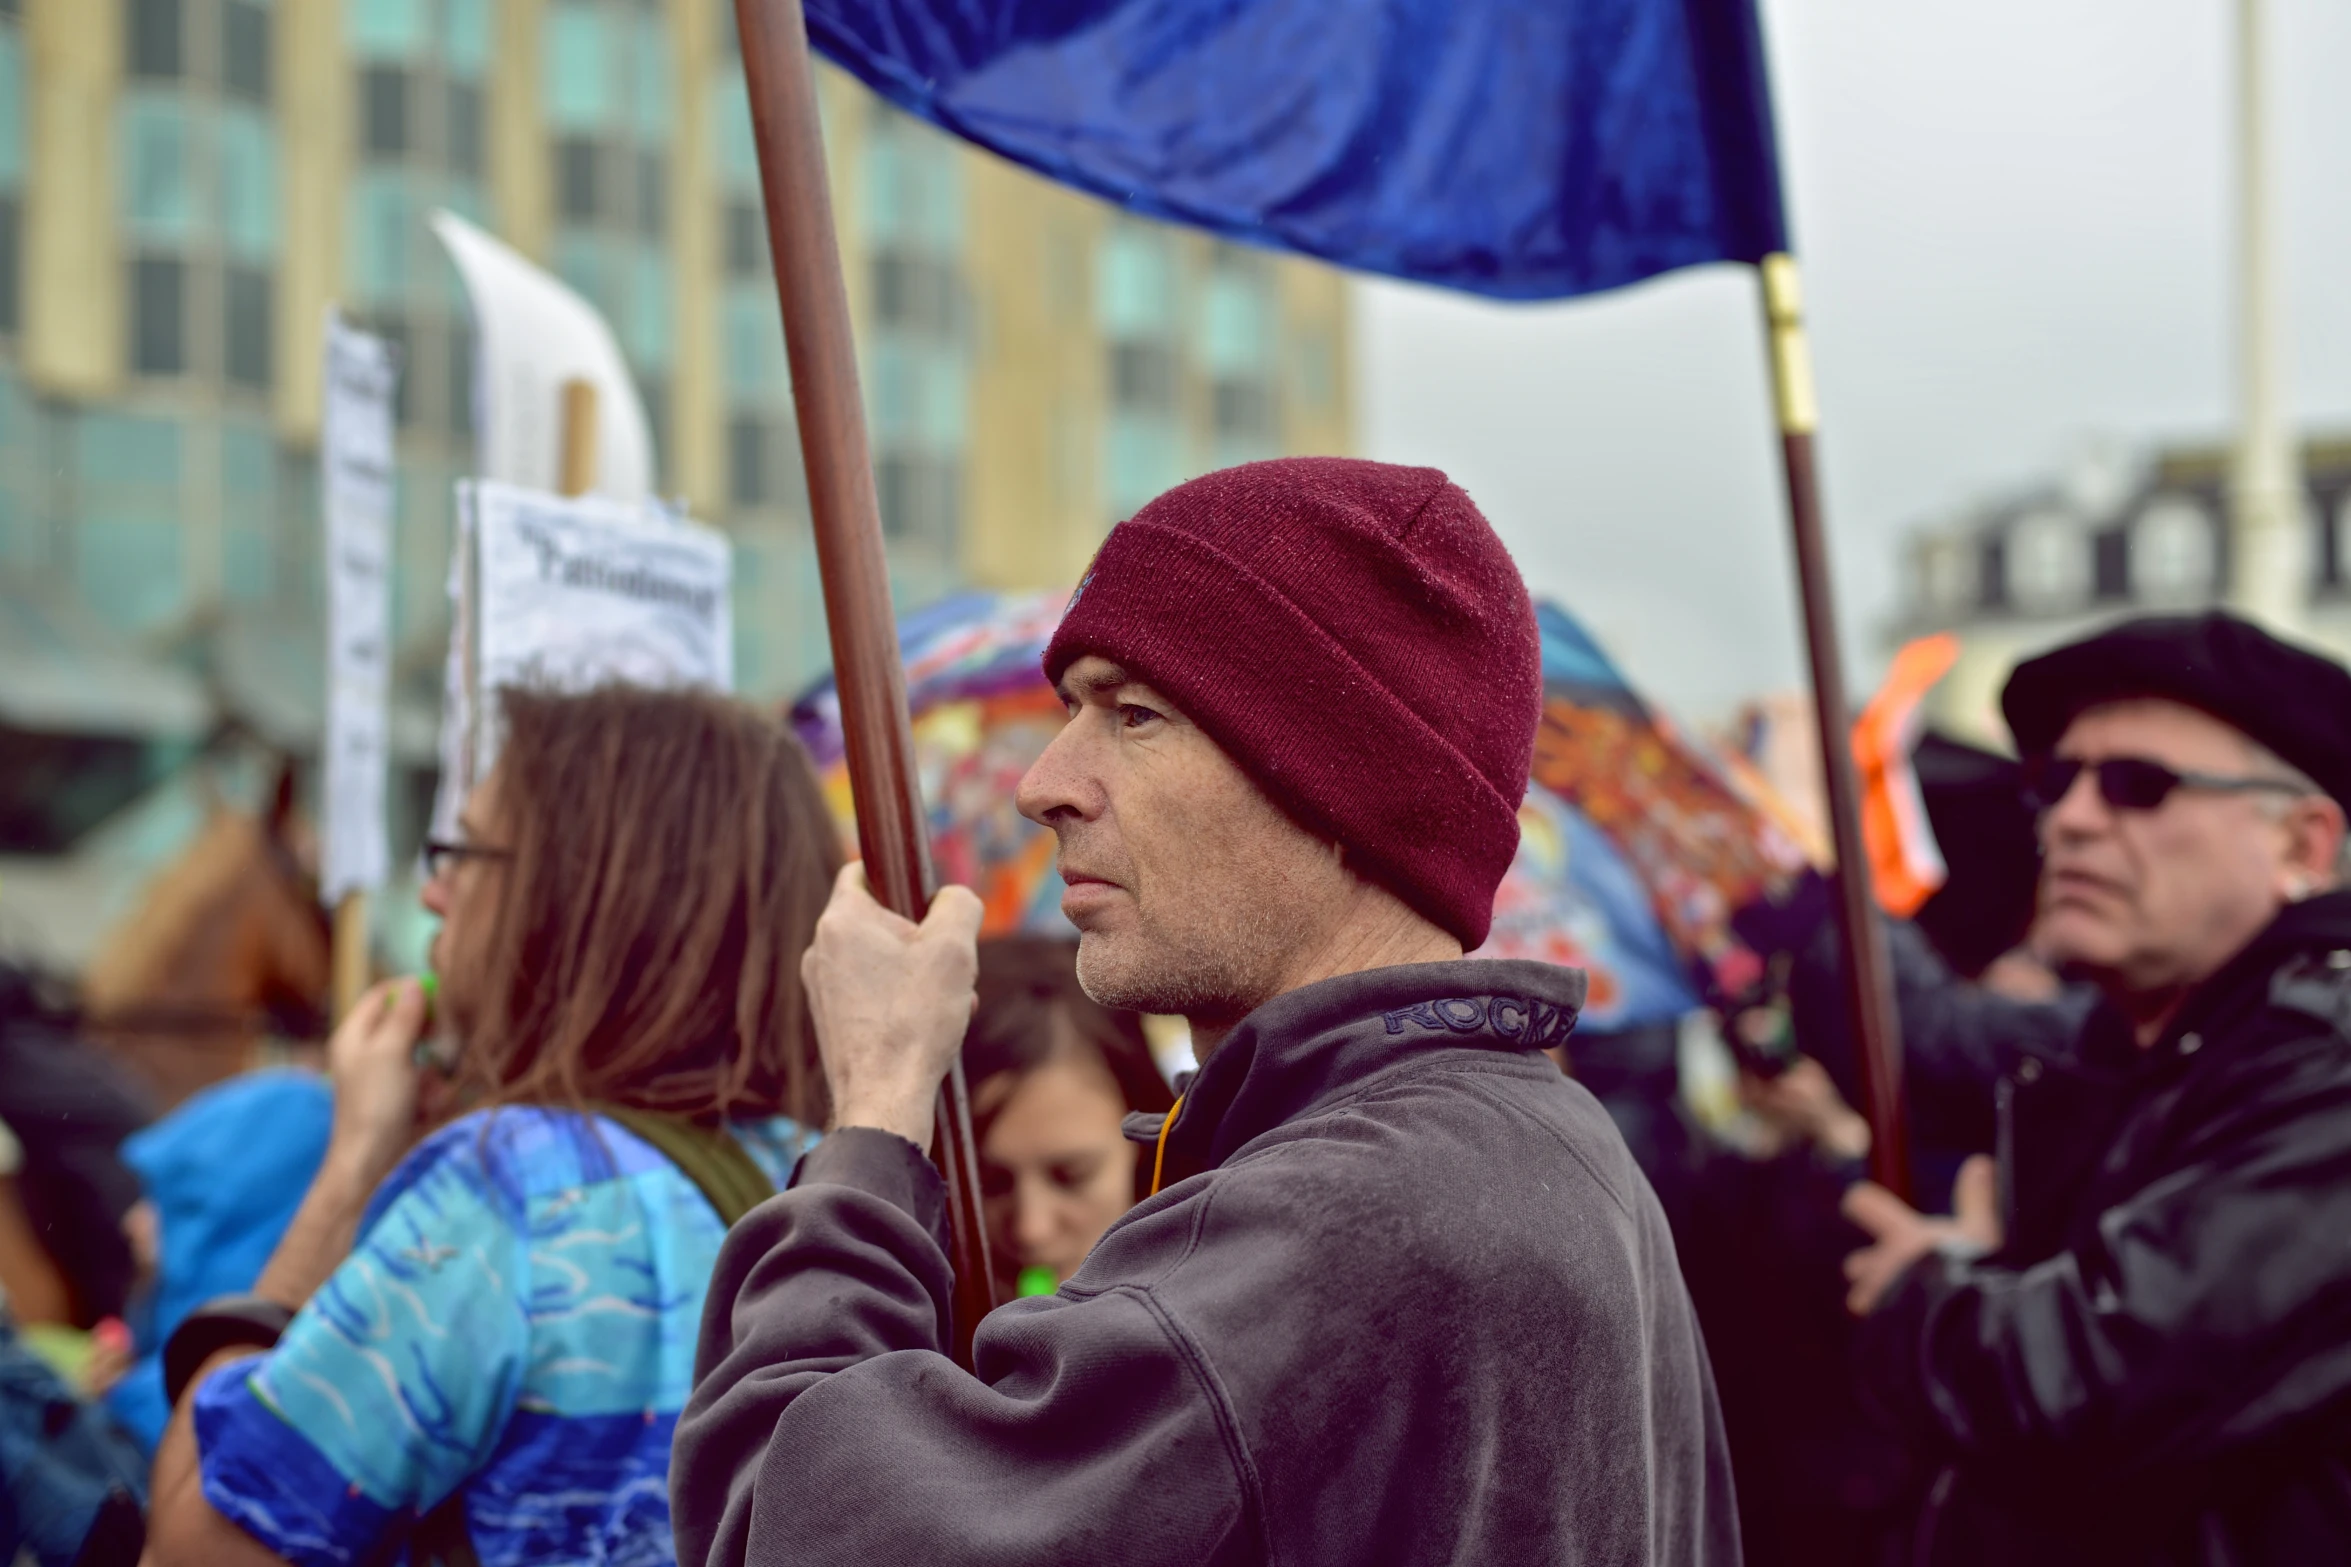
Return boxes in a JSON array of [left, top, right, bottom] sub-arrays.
[[1357, 0, 2351, 722]]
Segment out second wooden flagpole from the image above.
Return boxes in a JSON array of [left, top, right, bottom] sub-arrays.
[[734, 0, 1003, 1359], [1757, 253, 1914, 1202]]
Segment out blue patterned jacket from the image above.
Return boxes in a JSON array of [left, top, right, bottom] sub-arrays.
[[194, 1106, 804, 1567]]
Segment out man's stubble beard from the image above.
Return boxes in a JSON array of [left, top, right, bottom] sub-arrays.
[[1072, 881, 1303, 1025]]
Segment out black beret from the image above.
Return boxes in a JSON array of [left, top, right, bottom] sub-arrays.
[[2001, 612, 2351, 808]]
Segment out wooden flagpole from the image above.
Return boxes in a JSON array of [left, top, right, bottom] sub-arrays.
[[1757, 254, 1914, 1201], [733, 0, 1002, 1358], [557, 378, 600, 499], [331, 893, 369, 1023]]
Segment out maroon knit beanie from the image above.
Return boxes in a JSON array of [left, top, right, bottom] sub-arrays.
[[1042, 457, 1540, 948]]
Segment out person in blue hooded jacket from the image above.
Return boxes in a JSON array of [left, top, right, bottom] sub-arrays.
[[103, 1068, 333, 1453]]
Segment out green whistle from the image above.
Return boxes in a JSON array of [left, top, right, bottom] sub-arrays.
[[409, 972, 449, 1071], [1015, 1266, 1057, 1298]]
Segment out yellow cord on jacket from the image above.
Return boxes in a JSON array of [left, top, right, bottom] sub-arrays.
[[1150, 1094, 1185, 1197]]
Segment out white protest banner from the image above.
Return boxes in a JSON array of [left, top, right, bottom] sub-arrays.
[[319, 313, 399, 904], [431, 209, 654, 502], [460, 480, 733, 788], [426, 483, 479, 845]]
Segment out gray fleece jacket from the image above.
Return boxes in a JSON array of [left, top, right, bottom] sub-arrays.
[[673, 959, 1738, 1566]]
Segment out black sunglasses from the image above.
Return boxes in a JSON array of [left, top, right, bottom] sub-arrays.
[[421, 836, 516, 878], [2022, 755, 2311, 815]]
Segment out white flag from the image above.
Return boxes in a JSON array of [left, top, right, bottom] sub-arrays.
[[430, 209, 655, 502]]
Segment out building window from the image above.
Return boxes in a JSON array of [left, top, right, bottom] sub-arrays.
[[364, 65, 410, 156], [128, 0, 184, 80], [726, 200, 765, 277], [223, 0, 270, 102], [873, 252, 959, 336], [221, 422, 276, 601], [218, 107, 278, 259], [0, 1, 18, 338], [548, 0, 676, 489], [557, 137, 600, 221], [350, 0, 430, 60], [543, 2, 615, 131], [713, 36, 806, 522], [877, 453, 956, 550], [75, 412, 187, 632], [1294, 327, 1336, 413], [1098, 219, 1189, 518], [225, 266, 270, 388], [724, 287, 783, 399], [1111, 342, 1178, 413], [2131, 497, 2216, 601], [1213, 380, 1275, 445], [1106, 414, 1184, 521], [2091, 525, 2130, 601], [0, 13, 18, 190], [1916, 538, 1969, 611], [349, 172, 414, 303], [855, 106, 965, 552], [1200, 258, 1269, 378], [635, 149, 666, 240], [445, 0, 490, 75], [371, 313, 415, 427], [78, 410, 182, 487], [637, 376, 667, 470], [131, 255, 186, 374], [1097, 222, 1175, 339], [1198, 249, 1280, 464], [448, 322, 474, 439], [2009, 511, 2086, 608], [348, 2, 491, 461], [0, 198, 17, 335], [448, 80, 484, 176], [2313, 491, 2343, 590], [729, 414, 765, 506], [863, 104, 963, 254], [121, 95, 195, 241], [1975, 534, 2008, 611]]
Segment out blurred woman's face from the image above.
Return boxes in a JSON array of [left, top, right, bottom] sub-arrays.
[[419, 772, 509, 1040], [978, 1054, 1139, 1285]]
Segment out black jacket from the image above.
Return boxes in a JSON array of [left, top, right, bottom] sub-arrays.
[[674, 960, 1739, 1566], [1856, 892, 2351, 1566], [1789, 915, 2092, 1201]]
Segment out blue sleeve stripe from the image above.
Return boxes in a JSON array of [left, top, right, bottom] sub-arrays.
[[194, 1366, 401, 1567]]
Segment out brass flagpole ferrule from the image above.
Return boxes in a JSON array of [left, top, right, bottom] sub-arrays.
[[1760, 252, 1820, 437]]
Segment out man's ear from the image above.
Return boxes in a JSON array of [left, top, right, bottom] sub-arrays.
[[2283, 796, 2347, 896]]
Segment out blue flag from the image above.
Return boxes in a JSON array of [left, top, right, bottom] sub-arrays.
[[801, 0, 1790, 300]]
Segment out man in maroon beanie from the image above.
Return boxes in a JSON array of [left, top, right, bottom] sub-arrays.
[[675, 459, 1738, 1566]]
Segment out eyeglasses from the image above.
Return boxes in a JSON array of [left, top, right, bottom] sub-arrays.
[[421, 837, 515, 878], [2022, 755, 2312, 815]]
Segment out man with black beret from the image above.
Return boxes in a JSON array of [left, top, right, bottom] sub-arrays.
[[1842, 610, 2351, 1566]]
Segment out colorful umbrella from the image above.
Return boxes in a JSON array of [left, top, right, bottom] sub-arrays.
[[790, 592, 1808, 1027], [1479, 603, 1812, 1026], [792, 590, 1077, 936]]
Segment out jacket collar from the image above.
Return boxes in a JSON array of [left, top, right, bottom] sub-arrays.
[[2076, 889, 2351, 1070], [1122, 959, 1588, 1183]]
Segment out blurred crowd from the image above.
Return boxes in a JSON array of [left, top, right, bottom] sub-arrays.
[[5, 602, 2350, 1567]]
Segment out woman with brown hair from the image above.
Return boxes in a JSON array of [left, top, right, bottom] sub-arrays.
[[964, 937, 1176, 1298], [141, 684, 839, 1567]]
